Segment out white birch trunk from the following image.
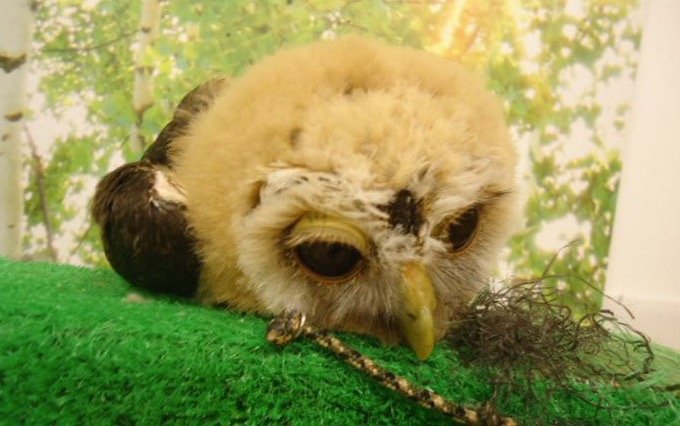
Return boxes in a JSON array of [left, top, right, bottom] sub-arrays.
[[0, 0, 33, 259], [131, 0, 161, 155], [428, 0, 468, 54]]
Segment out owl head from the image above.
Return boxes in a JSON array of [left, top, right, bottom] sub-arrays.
[[174, 36, 519, 359]]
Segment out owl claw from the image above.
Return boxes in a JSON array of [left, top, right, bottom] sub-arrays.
[[266, 310, 307, 346]]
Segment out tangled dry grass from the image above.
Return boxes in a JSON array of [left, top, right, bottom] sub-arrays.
[[446, 252, 672, 423]]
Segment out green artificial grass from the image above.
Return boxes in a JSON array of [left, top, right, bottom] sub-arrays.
[[1, 257, 678, 425]]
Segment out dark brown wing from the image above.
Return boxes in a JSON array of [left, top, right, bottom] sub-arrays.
[[92, 162, 199, 296], [143, 77, 228, 167], [92, 78, 227, 297]]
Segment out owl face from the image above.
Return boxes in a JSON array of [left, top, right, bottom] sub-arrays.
[[232, 86, 517, 360], [173, 36, 519, 360], [238, 169, 514, 359]]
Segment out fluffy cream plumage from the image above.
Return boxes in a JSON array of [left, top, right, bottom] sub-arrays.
[[171, 35, 519, 352]]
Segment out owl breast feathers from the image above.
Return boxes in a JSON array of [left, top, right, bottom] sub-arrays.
[[94, 35, 519, 360]]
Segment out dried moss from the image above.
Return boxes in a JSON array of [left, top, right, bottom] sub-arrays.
[[446, 271, 673, 423]]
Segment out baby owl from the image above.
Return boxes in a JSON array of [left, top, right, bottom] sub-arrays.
[[93, 36, 519, 360]]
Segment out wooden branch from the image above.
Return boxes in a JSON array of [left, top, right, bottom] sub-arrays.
[[23, 124, 58, 262], [131, 0, 161, 155], [41, 31, 136, 55], [68, 221, 94, 260]]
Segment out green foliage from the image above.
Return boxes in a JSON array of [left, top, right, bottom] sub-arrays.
[[489, 1, 640, 316], [25, 0, 642, 315]]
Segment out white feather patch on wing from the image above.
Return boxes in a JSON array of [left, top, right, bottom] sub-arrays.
[[152, 170, 187, 204]]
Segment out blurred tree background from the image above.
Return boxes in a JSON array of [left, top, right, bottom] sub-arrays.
[[19, 0, 641, 316]]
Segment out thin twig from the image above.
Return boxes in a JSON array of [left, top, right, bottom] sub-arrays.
[[23, 124, 57, 262], [68, 221, 94, 260], [41, 31, 136, 54]]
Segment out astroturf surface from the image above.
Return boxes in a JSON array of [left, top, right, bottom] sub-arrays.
[[1, 257, 678, 425]]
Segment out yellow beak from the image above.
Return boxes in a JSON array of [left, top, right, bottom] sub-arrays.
[[397, 262, 437, 361]]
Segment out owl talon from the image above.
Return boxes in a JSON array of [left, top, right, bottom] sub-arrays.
[[266, 310, 307, 346]]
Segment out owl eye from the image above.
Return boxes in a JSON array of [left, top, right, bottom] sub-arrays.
[[448, 206, 480, 252], [294, 241, 363, 283]]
